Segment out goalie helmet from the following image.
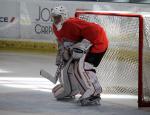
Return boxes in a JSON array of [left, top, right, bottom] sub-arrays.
[[51, 6, 68, 23]]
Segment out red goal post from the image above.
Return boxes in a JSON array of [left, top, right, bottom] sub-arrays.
[[75, 11, 150, 107]]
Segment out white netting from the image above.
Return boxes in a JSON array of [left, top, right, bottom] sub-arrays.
[[77, 12, 150, 103]]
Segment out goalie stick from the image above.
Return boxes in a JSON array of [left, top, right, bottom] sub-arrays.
[[40, 39, 91, 84], [40, 63, 63, 84], [40, 69, 58, 84]]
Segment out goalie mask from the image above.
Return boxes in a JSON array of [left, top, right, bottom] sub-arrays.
[[51, 6, 68, 30]]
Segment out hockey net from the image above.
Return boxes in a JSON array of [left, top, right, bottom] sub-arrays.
[[75, 11, 150, 107]]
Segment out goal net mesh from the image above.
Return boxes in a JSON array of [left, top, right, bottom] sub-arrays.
[[77, 12, 150, 103]]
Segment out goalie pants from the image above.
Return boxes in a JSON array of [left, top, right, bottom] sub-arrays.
[[85, 49, 107, 67]]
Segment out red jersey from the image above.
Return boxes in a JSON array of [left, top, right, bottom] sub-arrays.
[[53, 18, 108, 53]]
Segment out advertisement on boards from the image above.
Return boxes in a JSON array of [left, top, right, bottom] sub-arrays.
[[0, 1, 19, 38]]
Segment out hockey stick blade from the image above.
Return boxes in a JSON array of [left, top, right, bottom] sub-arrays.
[[40, 69, 57, 84]]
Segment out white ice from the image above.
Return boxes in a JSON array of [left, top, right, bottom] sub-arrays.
[[0, 52, 149, 115]]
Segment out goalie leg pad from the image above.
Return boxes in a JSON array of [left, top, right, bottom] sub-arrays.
[[84, 62, 102, 96], [52, 60, 79, 99], [52, 84, 65, 99], [73, 61, 95, 99], [74, 60, 102, 99]]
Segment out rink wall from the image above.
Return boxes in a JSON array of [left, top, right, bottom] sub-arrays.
[[0, 39, 57, 53], [0, 0, 150, 52]]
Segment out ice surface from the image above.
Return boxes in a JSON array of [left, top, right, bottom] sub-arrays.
[[0, 52, 149, 115]]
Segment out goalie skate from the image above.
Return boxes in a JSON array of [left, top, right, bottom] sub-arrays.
[[78, 95, 101, 106], [57, 95, 76, 101]]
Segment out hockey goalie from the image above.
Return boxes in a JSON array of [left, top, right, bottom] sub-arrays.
[[41, 6, 108, 106]]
